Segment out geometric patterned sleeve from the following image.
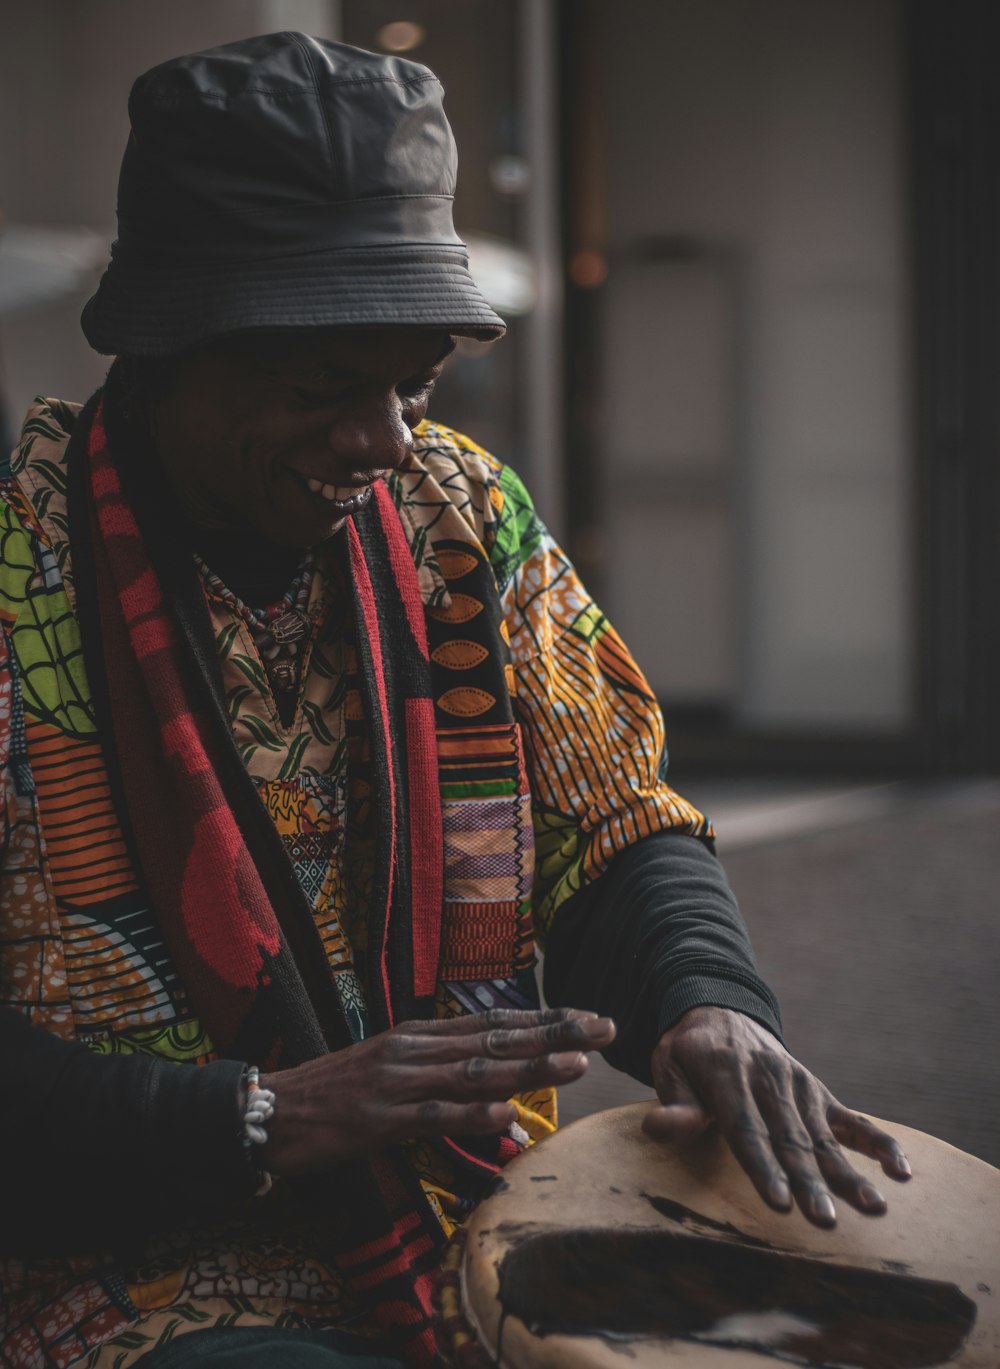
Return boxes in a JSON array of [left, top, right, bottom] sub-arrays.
[[483, 460, 713, 944], [0, 624, 11, 867]]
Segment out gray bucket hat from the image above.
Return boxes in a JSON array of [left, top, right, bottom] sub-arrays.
[[82, 32, 506, 355]]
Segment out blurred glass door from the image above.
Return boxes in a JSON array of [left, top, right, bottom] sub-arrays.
[[568, 0, 915, 758]]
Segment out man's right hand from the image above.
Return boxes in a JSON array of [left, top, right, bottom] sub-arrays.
[[260, 1007, 616, 1176]]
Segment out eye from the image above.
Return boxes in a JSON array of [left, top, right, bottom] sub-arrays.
[[397, 375, 437, 403], [285, 372, 353, 409], [288, 385, 335, 408]]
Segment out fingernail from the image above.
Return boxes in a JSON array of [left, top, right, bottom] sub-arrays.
[[813, 1193, 836, 1224], [897, 1155, 912, 1178], [771, 1179, 792, 1208], [861, 1183, 886, 1209], [580, 1017, 613, 1037], [551, 1051, 585, 1070]]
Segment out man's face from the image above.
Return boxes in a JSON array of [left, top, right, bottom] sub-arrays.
[[150, 327, 454, 548]]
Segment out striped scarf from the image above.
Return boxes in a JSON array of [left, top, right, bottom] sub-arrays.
[[65, 364, 525, 1365]]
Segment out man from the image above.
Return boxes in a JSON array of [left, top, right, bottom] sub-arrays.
[[0, 32, 909, 1369]]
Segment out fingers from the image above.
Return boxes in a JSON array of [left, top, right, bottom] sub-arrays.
[[643, 1069, 712, 1147], [407, 1097, 519, 1138], [751, 1059, 842, 1226], [790, 1076, 888, 1215], [652, 1011, 911, 1229], [721, 1057, 906, 1226], [828, 1102, 912, 1181], [262, 1009, 612, 1174], [400, 1007, 594, 1037], [642, 1104, 711, 1147], [709, 1083, 797, 1216], [396, 1048, 594, 1140], [473, 1013, 615, 1062], [391, 1010, 616, 1066], [374, 1009, 611, 1146], [404, 1048, 591, 1104]]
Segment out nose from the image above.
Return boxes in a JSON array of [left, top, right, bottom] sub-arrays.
[[324, 395, 412, 475]]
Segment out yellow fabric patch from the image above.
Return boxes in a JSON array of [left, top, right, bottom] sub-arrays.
[[126, 1266, 187, 1313]]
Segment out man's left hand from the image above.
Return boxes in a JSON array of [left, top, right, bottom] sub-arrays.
[[644, 1005, 911, 1227]]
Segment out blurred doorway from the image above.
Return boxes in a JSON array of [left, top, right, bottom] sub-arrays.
[[561, 0, 1000, 775]]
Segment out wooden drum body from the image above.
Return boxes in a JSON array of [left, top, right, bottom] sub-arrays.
[[455, 1103, 1000, 1368]]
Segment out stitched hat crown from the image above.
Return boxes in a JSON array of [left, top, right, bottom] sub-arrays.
[[115, 32, 462, 263]]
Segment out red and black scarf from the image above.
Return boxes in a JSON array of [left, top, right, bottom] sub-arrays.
[[65, 364, 519, 1365]]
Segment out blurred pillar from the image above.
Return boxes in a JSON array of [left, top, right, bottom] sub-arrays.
[[254, 0, 341, 37], [519, 0, 565, 541], [557, 0, 606, 590], [908, 0, 1000, 772]]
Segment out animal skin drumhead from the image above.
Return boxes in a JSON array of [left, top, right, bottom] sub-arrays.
[[459, 1102, 1000, 1369]]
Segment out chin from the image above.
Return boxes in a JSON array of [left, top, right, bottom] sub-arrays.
[[268, 515, 350, 550], [310, 514, 350, 545]]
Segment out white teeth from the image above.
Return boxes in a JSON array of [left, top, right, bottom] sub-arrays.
[[299, 474, 373, 508]]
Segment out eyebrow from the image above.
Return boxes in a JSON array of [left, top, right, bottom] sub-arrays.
[[272, 337, 456, 383]]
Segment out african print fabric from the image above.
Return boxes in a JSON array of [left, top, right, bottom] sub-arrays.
[[0, 397, 710, 1368], [72, 380, 468, 1365]]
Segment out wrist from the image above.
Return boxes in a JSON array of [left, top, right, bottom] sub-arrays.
[[256, 1068, 307, 1177], [656, 1003, 725, 1044], [241, 1066, 277, 1195]]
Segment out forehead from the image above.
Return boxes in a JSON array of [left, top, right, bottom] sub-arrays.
[[204, 326, 454, 376]]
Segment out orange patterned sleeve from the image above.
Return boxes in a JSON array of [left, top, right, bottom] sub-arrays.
[[482, 459, 712, 943]]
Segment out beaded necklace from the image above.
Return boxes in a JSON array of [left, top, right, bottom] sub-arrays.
[[194, 550, 316, 698]]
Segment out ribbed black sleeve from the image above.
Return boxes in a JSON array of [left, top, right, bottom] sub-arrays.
[[542, 832, 783, 1086], [0, 1008, 256, 1256]]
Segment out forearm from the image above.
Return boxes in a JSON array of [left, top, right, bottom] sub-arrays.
[[0, 1007, 255, 1255], [542, 832, 782, 1085]]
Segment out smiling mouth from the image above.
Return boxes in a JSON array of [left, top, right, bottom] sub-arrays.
[[296, 475, 375, 515]]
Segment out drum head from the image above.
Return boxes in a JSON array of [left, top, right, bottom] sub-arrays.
[[461, 1103, 1000, 1368]]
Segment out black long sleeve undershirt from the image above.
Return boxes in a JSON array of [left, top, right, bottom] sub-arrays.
[[544, 830, 782, 1084], [0, 1014, 254, 1256], [1, 830, 780, 1255]]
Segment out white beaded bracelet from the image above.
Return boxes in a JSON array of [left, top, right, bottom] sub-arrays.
[[243, 1065, 276, 1196]]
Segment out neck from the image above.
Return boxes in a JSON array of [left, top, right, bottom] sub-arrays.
[[192, 526, 303, 607]]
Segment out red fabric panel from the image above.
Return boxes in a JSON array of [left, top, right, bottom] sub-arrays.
[[346, 513, 397, 1026], [406, 696, 443, 998]]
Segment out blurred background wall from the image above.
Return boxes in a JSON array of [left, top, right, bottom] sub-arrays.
[[558, 0, 1000, 776], [1, 0, 998, 776], [597, 1, 911, 735]]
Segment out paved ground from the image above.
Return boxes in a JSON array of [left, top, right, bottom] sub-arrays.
[[553, 779, 1000, 1171]]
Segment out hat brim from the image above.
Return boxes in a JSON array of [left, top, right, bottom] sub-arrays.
[[81, 246, 506, 356]]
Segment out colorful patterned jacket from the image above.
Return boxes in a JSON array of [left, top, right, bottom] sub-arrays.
[[0, 400, 710, 1367]]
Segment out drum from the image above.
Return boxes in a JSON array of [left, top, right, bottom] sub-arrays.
[[441, 1102, 1000, 1368]]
